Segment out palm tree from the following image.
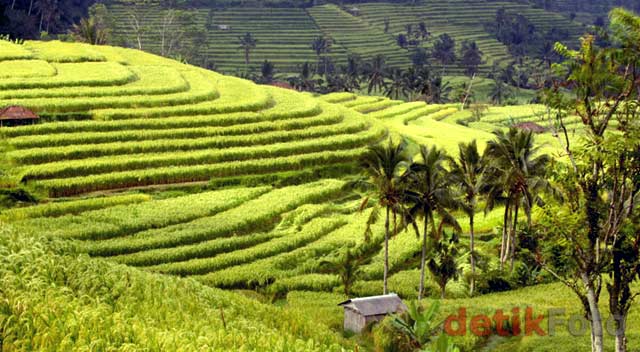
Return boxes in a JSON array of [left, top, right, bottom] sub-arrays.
[[489, 79, 511, 105], [449, 140, 487, 296], [432, 33, 456, 75], [364, 54, 387, 94], [259, 60, 275, 84], [426, 76, 451, 104], [71, 16, 109, 45], [289, 62, 318, 92], [484, 128, 552, 270], [35, 0, 61, 33], [344, 54, 362, 91], [384, 68, 409, 100], [238, 32, 257, 68], [360, 138, 411, 294], [320, 248, 365, 296], [326, 73, 350, 92], [311, 36, 331, 74], [405, 145, 461, 300], [460, 40, 483, 77]]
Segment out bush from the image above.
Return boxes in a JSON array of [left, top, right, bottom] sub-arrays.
[[371, 316, 414, 352], [0, 187, 38, 209], [475, 269, 514, 294]]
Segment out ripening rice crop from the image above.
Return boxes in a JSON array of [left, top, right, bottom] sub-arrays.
[[1, 41, 384, 197], [0, 60, 56, 78], [0, 40, 33, 60]]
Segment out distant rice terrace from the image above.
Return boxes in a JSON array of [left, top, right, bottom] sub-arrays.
[[105, 0, 589, 75]]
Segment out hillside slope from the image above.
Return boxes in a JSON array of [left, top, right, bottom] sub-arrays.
[[0, 40, 384, 198], [0, 224, 353, 351], [104, 0, 586, 74]]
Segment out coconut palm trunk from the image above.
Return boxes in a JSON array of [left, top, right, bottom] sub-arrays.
[[384, 205, 390, 295], [500, 201, 510, 270], [469, 212, 476, 296], [510, 201, 519, 271], [418, 212, 430, 300]]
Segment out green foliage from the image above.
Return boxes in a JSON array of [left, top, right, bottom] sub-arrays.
[[1, 193, 151, 221], [16, 186, 270, 241], [391, 300, 441, 348], [0, 227, 351, 351], [427, 231, 463, 299]]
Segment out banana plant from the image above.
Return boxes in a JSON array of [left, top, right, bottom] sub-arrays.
[[390, 300, 460, 352]]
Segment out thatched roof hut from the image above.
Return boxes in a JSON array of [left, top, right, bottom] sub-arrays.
[[0, 106, 39, 126]]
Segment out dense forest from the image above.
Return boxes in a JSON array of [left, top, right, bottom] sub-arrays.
[[0, 0, 94, 39]]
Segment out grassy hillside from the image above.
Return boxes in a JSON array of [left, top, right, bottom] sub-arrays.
[[103, 0, 586, 74], [0, 41, 636, 351], [0, 40, 383, 198]]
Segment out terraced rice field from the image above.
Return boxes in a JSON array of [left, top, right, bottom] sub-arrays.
[[306, 4, 410, 68], [104, 0, 583, 74], [0, 41, 507, 302], [108, 4, 346, 73], [0, 41, 384, 198], [321, 92, 494, 155], [356, 1, 585, 75], [3, 40, 624, 351]]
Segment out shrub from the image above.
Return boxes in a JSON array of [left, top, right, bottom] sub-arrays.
[[475, 269, 514, 294], [372, 316, 414, 352]]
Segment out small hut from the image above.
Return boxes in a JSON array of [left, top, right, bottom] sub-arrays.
[[338, 293, 407, 333], [218, 24, 231, 31], [348, 7, 360, 16], [0, 106, 39, 127]]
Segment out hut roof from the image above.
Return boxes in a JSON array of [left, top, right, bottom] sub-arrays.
[[0, 106, 39, 120], [338, 293, 407, 316]]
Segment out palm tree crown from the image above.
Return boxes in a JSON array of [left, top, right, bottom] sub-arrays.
[[405, 145, 461, 299], [484, 128, 552, 270], [359, 138, 411, 294]]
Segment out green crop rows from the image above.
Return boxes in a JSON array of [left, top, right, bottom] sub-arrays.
[[103, 1, 583, 74], [1, 42, 383, 197]]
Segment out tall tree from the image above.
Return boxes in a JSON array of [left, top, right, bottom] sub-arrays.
[[344, 54, 361, 90], [397, 33, 408, 49], [432, 33, 456, 75], [126, 5, 147, 50], [484, 128, 552, 271], [460, 40, 483, 77], [238, 32, 257, 68], [360, 138, 411, 295], [158, 9, 190, 58], [364, 54, 387, 94], [411, 47, 429, 68], [418, 21, 429, 40], [35, 0, 60, 33], [539, 9, 640, 352], [259, 60, 275, 84], [311, 36, 331, 74], [450, 140, 487, 296], [384, 68, 409, 100], [489, 79, 511, 105], [424, 76, 451, 104], [405, 145, 461, 300], [71, 16, 108, 45], [428, 230, 462, 299]]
